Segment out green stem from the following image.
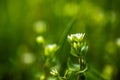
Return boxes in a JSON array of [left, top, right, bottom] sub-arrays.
[[78, 56, 86, 80]]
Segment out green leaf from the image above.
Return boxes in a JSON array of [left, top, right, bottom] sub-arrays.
[[81, 42, 88, 55], [55, 19, 76, 56], [67, 58, 80, 71], [64, 69, 78, 80]]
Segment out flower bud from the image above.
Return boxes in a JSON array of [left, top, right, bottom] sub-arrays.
[[36, 36, 44, 44]]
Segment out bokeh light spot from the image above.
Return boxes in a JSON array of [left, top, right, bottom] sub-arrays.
[[22, 52, 35, 64], [64, 3, 79, 16], [36, 36, 44, 44], [33, 21, 47, 34]]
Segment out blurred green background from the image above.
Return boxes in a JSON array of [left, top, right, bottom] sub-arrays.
[[0, 0, 120, 80]]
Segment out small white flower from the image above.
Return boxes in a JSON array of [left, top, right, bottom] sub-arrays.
[[44, 44, 59, 56], [68, 33, 85, 42], [47, 44, 57, 51], [75, 33, 85, 40], [50, 69, 59, 76], [68, 35, 73, 41]]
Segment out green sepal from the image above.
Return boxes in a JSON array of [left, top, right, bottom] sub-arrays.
[[80, 42, 88, 55]]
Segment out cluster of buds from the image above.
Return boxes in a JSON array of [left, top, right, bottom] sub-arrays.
[[44, 44, 59, 56], [68, 33, 85, 43], [67, 33, 88, 57], [50, 69, 59, 77]]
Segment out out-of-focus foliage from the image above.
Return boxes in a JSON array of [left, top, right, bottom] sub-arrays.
[[0, 0, 120, 80]]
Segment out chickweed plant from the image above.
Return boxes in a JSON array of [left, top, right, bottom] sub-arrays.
[[35, 20, 88, 80], [50, 33, 88, 80], [36, 20, 106, 80]]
